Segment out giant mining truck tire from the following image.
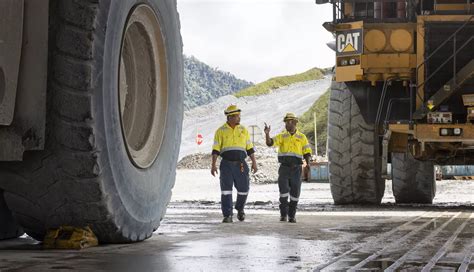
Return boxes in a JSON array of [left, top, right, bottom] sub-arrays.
[[328, 81, 385, 204], [391, 152, 436, 204], [0, 191, 23, 240], [0, 0, 183, 243]]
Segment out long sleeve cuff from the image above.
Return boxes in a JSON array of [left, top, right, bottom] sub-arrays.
[[212, 149, 220, 156]]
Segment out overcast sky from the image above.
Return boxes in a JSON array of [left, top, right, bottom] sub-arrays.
[[177, 0, 335, 83]]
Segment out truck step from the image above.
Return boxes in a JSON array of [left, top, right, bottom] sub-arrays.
[[414, 59, 474, 119]]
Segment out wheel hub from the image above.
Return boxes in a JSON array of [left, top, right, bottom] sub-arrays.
[[119, 4, 168, 169]]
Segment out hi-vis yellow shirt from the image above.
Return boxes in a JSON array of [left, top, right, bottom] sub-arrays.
[[272, 130, 312, 159], [212, 123, 254, 159]]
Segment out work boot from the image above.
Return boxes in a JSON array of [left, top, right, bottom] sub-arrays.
[[280, 215, 287, 222], [222, 216, 233, 223], [237, 210, 245, 222], [288, 217, 297, 223]]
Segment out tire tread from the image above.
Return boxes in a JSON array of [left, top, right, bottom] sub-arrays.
[[392, 152, 436, 204], [328, 81, 384, 204]]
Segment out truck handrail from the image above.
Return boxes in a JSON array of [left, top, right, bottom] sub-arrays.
[[416, 15, 474, 94]]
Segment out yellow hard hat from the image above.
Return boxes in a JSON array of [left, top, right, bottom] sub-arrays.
[[224, 105, 241, 116], [283, 112, 298, 122]]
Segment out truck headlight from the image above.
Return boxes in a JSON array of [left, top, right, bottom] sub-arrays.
[[340, 59, 348, 66], [349, 58, 357, 65], [440, 128, 449, 136], [453, 128, 462, 135]]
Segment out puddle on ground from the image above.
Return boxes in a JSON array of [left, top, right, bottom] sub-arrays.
[[162, 235, 337, 271]]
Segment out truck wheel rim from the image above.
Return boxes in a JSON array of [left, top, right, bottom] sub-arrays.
[[119, 4, 168, 169]]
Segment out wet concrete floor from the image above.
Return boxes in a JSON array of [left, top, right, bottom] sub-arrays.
[[1, 170, 473, 271], [0, 203, 473, 271]]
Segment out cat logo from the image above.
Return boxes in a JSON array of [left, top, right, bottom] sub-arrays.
[[336, 29, 363, 56]]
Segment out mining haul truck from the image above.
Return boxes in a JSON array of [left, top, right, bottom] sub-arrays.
[[0, 0, 183, 242], [316, 0, 474, 205]]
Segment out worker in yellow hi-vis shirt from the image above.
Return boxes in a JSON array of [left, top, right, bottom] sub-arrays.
[[264, 113, 312, 223], [211, 105, 258, 223]]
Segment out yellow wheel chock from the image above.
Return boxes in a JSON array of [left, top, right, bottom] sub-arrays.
[[43, 226, 98, 249]]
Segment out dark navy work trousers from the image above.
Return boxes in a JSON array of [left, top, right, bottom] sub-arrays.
[[278, 164, 302, 218], [219, 159, 250, 217]]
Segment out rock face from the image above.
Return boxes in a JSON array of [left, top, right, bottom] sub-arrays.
[[177, 142, 280, 184], [184, 55, 253, 110]]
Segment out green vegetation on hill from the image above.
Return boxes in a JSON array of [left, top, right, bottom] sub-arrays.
[[298, 89, 330, 156], [234, 68, 324, 98], [184, 55, 253, 110]]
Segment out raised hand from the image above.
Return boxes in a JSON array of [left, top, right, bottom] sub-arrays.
[[264, 122, 271, 135]]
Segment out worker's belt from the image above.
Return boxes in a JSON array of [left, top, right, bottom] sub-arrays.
[[221, 150, 246, 162], [280, 163, 302, 170], [223, 159, 243, 164], [222, 159, 246, 173], [278, 155, 302, 166]]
